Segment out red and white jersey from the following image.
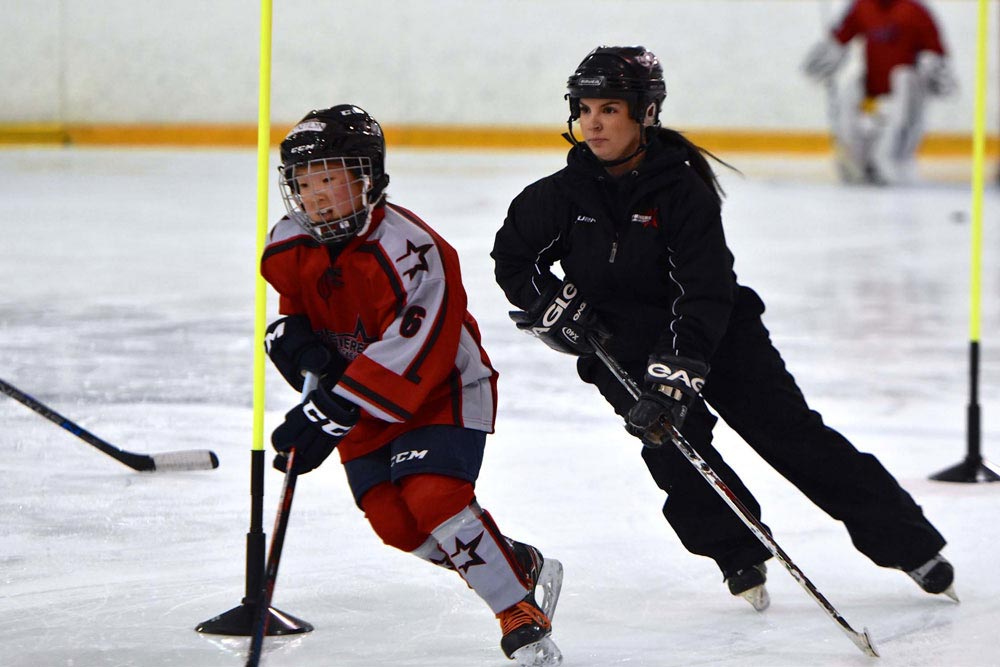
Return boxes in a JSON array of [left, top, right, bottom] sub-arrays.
[[261, 203, 498, 462], [833, 0, 946, 96]]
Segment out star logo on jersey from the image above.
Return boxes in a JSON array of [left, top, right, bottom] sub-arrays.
[[329, 317, 377, 360], [631, 208, 659, 230], [449, 532, 487, 573], [396, 240, 434, 280], [317, 267, 344, 300]]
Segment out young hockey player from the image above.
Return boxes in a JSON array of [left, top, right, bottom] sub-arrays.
[[261, 104, 562, 666], [492, 46, 955, 613], [802, 0, 956, 184]]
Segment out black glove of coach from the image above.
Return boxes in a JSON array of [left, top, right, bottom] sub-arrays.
[[626, 354, 709, 448], [272, 385, 360, 474], [509, 280, 608, 356], [265, 315, 347, 391]]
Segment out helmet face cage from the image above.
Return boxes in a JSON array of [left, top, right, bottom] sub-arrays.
[[277, 104, 390, 244], [278, 156, 373, 244], [566, 46, 667, 125]]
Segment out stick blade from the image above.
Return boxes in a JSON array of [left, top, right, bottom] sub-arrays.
[[147, 449, 220, 472], [850, 627, 879, 658]]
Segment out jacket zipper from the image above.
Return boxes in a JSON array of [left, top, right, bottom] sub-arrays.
[[609, 238, 618, 263]]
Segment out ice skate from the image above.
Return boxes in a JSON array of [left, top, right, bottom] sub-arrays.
[[726, 563, 770, 611], [510, 540, 563, 620], [904, 553, 958, 602], [498, 598, 562, 666], [498, 541, 563, 666]]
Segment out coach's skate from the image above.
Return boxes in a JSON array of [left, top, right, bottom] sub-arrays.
[[904, 553, 958, 602], [499, 541, 563, 666], [726, 562, 770, 611]]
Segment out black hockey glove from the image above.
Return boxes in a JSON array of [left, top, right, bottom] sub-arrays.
[[271, 385, 359, 474], [509, 280, 608, 356], [264, 315, 346, 391], [625, 354, 709, 448]]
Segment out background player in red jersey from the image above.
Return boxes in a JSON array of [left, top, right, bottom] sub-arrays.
[[803, 0, 956, 184], [260, 104, 562, 667]]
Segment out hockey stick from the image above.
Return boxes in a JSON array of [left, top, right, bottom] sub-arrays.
[[588, 338, 879, 658], [245, 372, 317, 667], [0, 377, 219, 472]]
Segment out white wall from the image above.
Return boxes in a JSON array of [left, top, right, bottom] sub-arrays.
[[0, 0, 994, 133]]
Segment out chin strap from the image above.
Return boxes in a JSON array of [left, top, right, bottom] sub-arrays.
[[562, 115, 583, 148], [563, 119, 651, 169]]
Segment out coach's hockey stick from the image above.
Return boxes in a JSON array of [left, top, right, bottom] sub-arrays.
[[246, 372, 317, 667], [0, 377, 219, 472], [588, 338, 879, 658]]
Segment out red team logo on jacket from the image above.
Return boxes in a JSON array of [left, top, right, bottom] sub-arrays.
[[631, 208, 659, 229]]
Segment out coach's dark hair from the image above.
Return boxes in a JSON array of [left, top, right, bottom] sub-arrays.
[[657, 127, 734, 206]]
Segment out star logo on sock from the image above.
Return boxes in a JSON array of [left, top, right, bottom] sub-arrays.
[[449, 532, 487, 573], [429, 552, 455, 571]]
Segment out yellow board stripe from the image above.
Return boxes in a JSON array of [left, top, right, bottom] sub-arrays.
[[0, 123, 996, 156]]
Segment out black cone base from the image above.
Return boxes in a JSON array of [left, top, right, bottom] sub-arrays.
[[930, 457, 1000, 483], [196, 601, 314, 636]]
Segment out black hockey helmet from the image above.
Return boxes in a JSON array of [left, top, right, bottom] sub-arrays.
[[279, 104, 390, 198], [278, 104, 390, 244], [566, 46, 667, 125]]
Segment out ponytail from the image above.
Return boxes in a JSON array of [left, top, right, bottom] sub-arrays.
[[656, 128, 736, 206]]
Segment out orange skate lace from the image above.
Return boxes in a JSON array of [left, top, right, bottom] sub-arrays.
[[497, 600, 551, 635]]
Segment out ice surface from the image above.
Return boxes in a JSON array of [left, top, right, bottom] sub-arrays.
[[1, 147, 998, 666]]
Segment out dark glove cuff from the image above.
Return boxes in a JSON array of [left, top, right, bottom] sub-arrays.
[[644, 354, 709, 398], [310, 386, 361, 426], [524, 277, 564, 318]]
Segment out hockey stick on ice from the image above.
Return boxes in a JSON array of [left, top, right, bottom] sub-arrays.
[[588, 338, 879, 658], [245, 372, 317, 667], [0, 377, 219, 472]]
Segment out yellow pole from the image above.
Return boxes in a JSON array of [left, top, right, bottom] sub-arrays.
[[931, 0, 999, 482], [968, 0, 987, 344], [197, 0, 311, 636], [252, 0, 274, 451]]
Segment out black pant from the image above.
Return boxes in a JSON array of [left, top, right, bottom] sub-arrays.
[[579, 286, 945, 578]]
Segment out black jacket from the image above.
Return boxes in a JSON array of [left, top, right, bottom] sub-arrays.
[[492, 128, 739, 366]]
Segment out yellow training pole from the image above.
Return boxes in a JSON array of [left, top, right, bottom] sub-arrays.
[[251, 0, 276, 452], [968, 0, 986, 349], [931, 0, 999, 483], [196, 0, 314, 635]]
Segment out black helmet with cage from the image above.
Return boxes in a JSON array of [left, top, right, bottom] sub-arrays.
[[566, 45, 667, 125], [277, 104, 390, 244]]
